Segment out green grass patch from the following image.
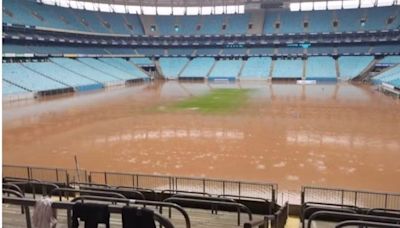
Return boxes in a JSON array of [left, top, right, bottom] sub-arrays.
[[171, 88, 250, 114]]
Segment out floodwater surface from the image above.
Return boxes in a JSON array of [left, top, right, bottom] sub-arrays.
[[3, 81, 400, 194]]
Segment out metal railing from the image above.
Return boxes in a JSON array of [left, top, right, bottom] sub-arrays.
[[306, 211, 400, 228], [301, 186, 400, 210], [3, 196, 175, 228], [90, 171, 277, 203], [3, 165, 87, 184]]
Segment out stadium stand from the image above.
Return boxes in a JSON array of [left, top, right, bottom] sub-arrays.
[[373, 64, 400, 88], [129, 57, 154, 66], [51, 58, 122, 84], [338, 56, 374, 80], [272, 59, 304, 79], [209, 59, 243, 80], [305, 57, 337, 80], [3, 62, 69, 92], [99, 58, 149, 79], [180, 57, 215, 79], [240, 57, 272, 79], [3, 80, 29, 95], [159, 57, 189, 79], [22, 61, 102, 91]]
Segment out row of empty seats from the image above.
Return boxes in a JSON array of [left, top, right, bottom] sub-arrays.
[[158, 56, 376, 80], [4, 44, 400, 56], [373, 64, 400, 88], [3, 0, 399, 35], [3, 58, 149, 96]]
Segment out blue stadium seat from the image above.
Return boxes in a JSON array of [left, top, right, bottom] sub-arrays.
[[3, 62, 68, 91], [272, 59, 304, 78], [180, 57, 215, 78], [209, 59, 242, 79], [306, 57, 337, 80], [338, 56, 374, 80], [159, 57, 189, 79], [240, 57, 272, 79]]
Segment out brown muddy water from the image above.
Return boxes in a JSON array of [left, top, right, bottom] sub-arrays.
[[3, 81, 400, 194]]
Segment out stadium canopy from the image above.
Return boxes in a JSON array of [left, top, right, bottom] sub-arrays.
[[38, 0, 400, 15]]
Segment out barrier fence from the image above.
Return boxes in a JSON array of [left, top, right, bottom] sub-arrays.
[[5, 164, 400, 209], [301, 186, 400, 210], [3, 164, 88, 184], [89, 171, 277, 203]]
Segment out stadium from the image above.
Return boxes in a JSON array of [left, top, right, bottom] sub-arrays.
[[2, 0, 400, 227]]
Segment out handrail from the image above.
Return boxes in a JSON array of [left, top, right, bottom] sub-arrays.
[[367, 208, 400, 215], [3, 183, 24, 196], [2, 191, 31, 228], [218, 194, 270, 203], [335, 220, 400, 228], [161, 189, 212, 197], [79, 185, 145, 200], [164, 197, 252, 226], [3, 196, 174, 228], [307, 211, 400, 228], [3, 177, 41, 183], [3, 189, 25, 198], [172, 194, 236, 202], [50, 188, 127, 200], [70, 195, 191, 228], [303, 202, 359, 209], [301, 206, 357, 226], [7, 181, 60, 198], [70, 182, 110, 188]]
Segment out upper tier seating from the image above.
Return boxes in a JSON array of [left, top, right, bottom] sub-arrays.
[[99, 58, 148, 79], [180, 57, 215, 78], [240, 57, 272, 79], [159, 57, 189, 79], [168, 48, 195, 56], [263, 6, 400, 34], [22, 61, 97, 87], [3, 0, 399, 35], [78, 58, 138, 80], [272, 59, 304, 78], [306, 57, 337, 80], [129, 58, 153, 65], [338, 56, 374, 80], [3, 62, 68, 91], [3, 80, 29, 95], [209, 59, 243, 78], [51, 58, 121, 83]]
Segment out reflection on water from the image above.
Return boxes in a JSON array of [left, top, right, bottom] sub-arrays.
[[94, 128, 245, 144], [286, 130, 400, 151]]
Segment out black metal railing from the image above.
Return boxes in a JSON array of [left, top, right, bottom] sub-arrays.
[[301, 186, 400, 210]]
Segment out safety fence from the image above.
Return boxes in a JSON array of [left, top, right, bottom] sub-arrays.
[[3, 164, 88, 184], [2, 165, 277, 203], [5, 164, 400, 209], [89, 171, 277, 203], [301, 186, 400, 210]]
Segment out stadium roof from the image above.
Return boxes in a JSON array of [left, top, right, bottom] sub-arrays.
[[39, 0, 399, 13]]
